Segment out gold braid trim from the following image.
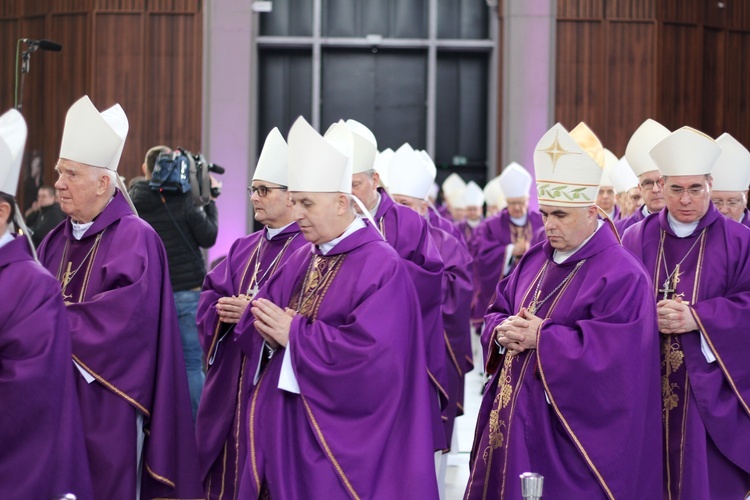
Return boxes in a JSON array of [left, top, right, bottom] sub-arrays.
[[146, 463, 176, 489], [71, 355, 149, 415], [301, 396, 361, 500], [444, 331, 463, 376]]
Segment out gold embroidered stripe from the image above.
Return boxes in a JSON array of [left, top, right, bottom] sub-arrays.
[[71, 355, 149, 416]]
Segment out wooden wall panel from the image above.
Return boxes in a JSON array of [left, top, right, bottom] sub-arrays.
[[703, 0, 725, 29], [605, 21, 655, 155], [659, 0, 699, 24], [0, 19, 20, 112], [555, 20, 605, 137], [658, 23, 702, 130], [145, 13, 202, 157], [606, 0, 655, 20], [726, 1, 750, 31], [93, 13, 144, 180], [95, 0, 145, 10], [724, 32, 750, 147], [557, 0, 602, 20], [148, 0, 201, 13], [701, 28, 725, 139]]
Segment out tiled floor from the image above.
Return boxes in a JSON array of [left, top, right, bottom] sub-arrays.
[[444, 331, 486, 499]]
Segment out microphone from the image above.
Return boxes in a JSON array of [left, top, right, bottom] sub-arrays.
[[20, 38, 63, 51]]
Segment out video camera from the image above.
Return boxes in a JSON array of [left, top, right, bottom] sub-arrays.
[[149, 147, 224, 207]]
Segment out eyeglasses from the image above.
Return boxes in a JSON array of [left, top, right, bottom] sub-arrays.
[[712, 199, 744, 208], [248, 185, 287, 198], [639, 179, 660, 190], [666, 186, 706, 198]]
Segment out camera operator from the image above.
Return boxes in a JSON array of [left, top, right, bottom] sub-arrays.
[[129, 145, 219, 421]]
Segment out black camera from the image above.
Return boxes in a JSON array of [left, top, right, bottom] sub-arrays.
[[150, 148, 224, 206]]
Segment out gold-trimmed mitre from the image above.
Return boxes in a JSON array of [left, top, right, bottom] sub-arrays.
[[534, 123, 602, 207], [649, 126, 721, 177]]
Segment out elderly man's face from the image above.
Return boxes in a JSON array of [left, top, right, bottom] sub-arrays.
[[711, 190, 747, 222], [351, 171, 379, 213], [596, 186, 615, 212], [540, 204, 597, 252], [662, 175, 712, 224], [638, 170, 665, 213], [290, 191, 346, 245], [54, 159, 105, 223], [249, 180, 291, 228], [392, 194, 427, 216], [506, 197, 528, 219]]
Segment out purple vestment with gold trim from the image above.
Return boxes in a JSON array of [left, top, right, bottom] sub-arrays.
[[234, 222, 439, 499], [622, 204, 750, 498], [37, 190, 203, 499], [466, 225, 662, 499]]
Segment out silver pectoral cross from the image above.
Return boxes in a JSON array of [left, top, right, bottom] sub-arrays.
[[659, 264, 682, 301]]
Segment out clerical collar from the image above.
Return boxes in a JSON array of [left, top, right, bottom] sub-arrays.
[[510, 214, 527, 226], [466, 217, 482, 229], [71, 221, 95, 240], [266, 221, 295, 240], [667, 212, 700, 238], [641, 204, 652, 217], [0, 230, 13, 249], [553, 219, 604, 264], [367, 192, 382, 218], [317, 217, 366, 255]]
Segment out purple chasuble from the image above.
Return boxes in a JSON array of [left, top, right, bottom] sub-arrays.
[[196, 223, 306, 498], [428, 224, 474, 446], [234, 222, 439, 499], [457, 219, 481, 255], [375, 189, 449, 450], [0, 235, 93, 499], [465, 225, 662, 500], [37, 190, 203, 499], [429, 207, 468, 248], [741, 208, 750, 228], [471, 209, 544, 325], [614, 204, 646, 235], [622, 204, 750, 498]]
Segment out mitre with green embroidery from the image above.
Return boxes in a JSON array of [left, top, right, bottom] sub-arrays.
[[533, 123, 603, 207]]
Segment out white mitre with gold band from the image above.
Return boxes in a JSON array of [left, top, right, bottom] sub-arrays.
[[0, 109, 27, 196], [625, 119, 670, 177], [344, 119, 377, 174], [569, 122, 605, 168], [534, 123, 602, 207], [253, 127, 288, 185], [498, 162, 531, 199], [388, 143, 434, 200], [712, 133, 750, 192], [288, 116, 351, 193], [60, 95, 128, 171], [649, 126, 722, 177], [599, 149, 618, 189], [483, 176, 506, 209]]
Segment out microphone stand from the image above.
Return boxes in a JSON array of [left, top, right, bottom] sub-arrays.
[[15, 40, 38, 112]]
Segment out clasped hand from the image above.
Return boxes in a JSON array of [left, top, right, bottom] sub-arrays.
[[656, 297, 697, 334], [251, 298, 297, 349], [493, 307, 543, 356]]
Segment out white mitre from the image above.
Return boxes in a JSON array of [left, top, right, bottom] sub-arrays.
[[442, 172, 466, 202], [534, 123, 602, 207], [344, 119, 378, 174], [0, 109, 27, 196], [609, 156, 639, 194], [388, 143, 435, 200], [650, 126, 722, 177], [373, 148, 394, 188], [711, 133, 750, 192], [253, 127, 288, 185], [625, 119, 670, 177], [60, 95, 128, 171], [463, 180, 484, 207], [498, 162, 531, 199], [483, 176, 506, 209], [288, 116, 351, 193]]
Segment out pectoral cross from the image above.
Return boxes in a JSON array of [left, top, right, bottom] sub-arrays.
[[61, 262, 74, 301], [527, 289, 541, 315], [248, 285, 259, 299], [659, 264, 682, 301]]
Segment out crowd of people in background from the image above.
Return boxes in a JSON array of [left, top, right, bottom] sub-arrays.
[[1, 95, 749, 500]]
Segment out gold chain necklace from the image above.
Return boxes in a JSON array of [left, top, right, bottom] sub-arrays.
[[57, 230, 106, 301], [527, 259, 586, 315]]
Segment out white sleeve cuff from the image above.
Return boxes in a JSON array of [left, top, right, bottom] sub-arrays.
[[278, 341, 301, 394], [502, 244, 515, 276], [700, 332, 717, 364]]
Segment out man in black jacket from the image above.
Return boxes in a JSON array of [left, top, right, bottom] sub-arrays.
[[25, 185, 66, 246], [130, 146, 219, 421]]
